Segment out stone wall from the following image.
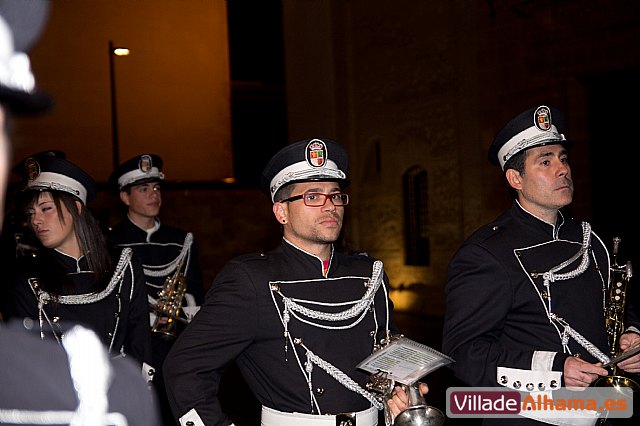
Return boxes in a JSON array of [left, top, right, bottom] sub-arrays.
[[284, 0, 640, 316], [86, 0, 640, 317]]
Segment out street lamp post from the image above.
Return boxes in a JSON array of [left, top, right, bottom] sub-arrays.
[[108, 41, 130, 170]]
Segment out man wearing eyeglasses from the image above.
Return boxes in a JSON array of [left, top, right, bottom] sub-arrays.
[[164, 138, 429, 426]]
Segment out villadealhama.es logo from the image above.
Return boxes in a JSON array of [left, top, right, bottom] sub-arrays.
[[446, 387, 633, 421]]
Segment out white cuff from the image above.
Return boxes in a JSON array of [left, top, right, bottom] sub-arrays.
[[179, 408, 205, 426], [532, 350, 556, 371], [497, 366, 561, 392]]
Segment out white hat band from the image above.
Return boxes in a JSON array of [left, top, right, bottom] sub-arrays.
[[269, 159, 345, 202], [26, 171, 88, 204], [497, 124, 565, 169], [117, 167, 164, 190]]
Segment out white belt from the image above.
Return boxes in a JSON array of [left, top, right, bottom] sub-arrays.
[[261, 405, 378, 426]]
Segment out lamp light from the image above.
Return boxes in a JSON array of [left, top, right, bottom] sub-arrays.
[[109, 41, 130, 170]]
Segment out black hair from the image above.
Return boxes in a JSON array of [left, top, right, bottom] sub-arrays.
[[273, 183, 296, 202], [503, 149, 527, 199]]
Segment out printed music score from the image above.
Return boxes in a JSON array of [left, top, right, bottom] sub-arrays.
[[357, 335, 454, 385]]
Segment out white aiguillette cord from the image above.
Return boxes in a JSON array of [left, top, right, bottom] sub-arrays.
[[543, 222, 610, 363], [270, 260, 389, 413]]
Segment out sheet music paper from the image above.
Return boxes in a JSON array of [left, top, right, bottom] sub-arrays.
[[357, 335, 454, 385]]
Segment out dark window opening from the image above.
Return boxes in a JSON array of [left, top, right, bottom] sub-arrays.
[[226, 1, 288, 186], [403, 166, 429, 266]]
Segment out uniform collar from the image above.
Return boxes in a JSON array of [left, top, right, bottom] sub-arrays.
[[51, 248, 88, 272], [512, 201, 565, 240], [281, 238, 335, 277], [126, 215, 160, 241]]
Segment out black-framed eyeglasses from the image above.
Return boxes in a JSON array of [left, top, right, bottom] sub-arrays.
[[281, 192, 349, 207]]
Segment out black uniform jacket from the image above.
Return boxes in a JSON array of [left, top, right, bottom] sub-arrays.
[[110, 218, 205, 425], [109, 217, 204, 305], [442, 203, 640, 388], [0, 319, 160, 425], [6, 247, 152, 365], [163, 239, 396, 425]]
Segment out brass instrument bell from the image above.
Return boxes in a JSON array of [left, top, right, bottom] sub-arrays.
[[367, 370, 445, 426], [393, 383, 445, 426]]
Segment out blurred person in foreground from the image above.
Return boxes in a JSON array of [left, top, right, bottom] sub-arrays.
[[0, 0, 159, 424], [442, 104, 640, 425], [163, 138, 431, 426]]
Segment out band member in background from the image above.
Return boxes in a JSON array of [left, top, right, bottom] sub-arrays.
[[109, 153, 205, 425], [4, 155, 152, 367], [163, 138, 430, 426], [0, 2, 158, 423], [442, 104, 640, 424]]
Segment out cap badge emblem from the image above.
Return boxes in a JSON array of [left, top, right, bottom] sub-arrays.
[[138, 154, 153, 174], [534, 106, 552, 131], [306, 139, 327, 168], [25, 158, 41, 181]]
